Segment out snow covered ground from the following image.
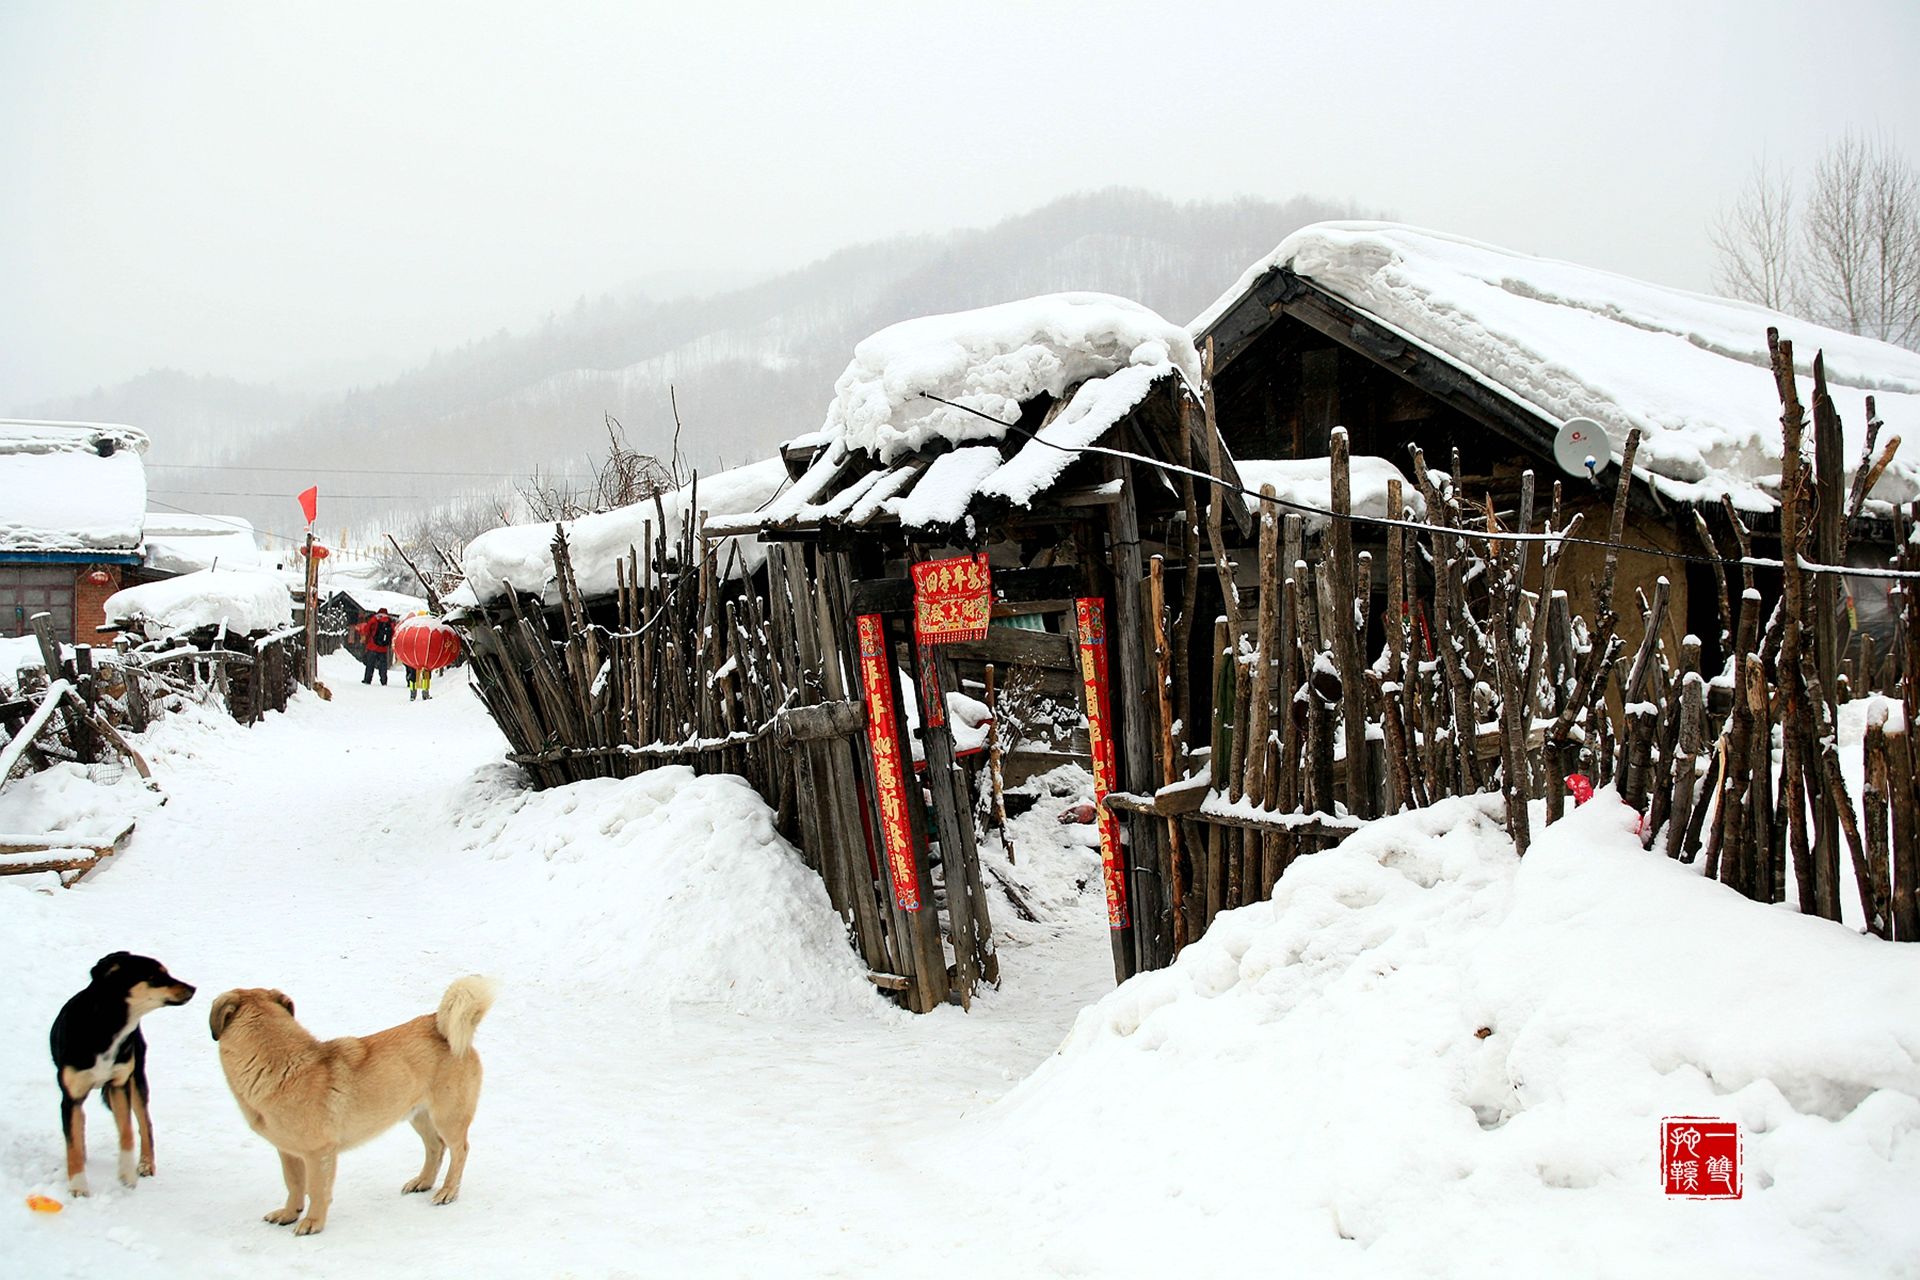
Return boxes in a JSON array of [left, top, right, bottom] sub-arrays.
[[2, 653, 1915, 1277]]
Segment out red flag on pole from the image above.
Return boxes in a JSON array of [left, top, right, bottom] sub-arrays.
[[297, 486, 318, 525]]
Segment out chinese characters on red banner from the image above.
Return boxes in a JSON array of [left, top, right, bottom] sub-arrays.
[[1074, 598, 1129, 930], [856, 614, 920, 911], [1662, 1118, 1740, 1198], [911, 553, 992, 646]]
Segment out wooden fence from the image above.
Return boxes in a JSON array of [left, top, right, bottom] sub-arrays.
[[1108, 329, 1916, 946]]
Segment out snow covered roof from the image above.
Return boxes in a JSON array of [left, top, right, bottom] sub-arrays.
[[104, 568, 293, 640], [1237, 457, 1427, 535], [458, 458, 790, 608], [801, 292, 1203, 466], [1193, 222, 1920, 512], [717, 294, 1225, 536], [0, 420, 149, 556], [141, 513, 263, 575], [324, 586, 429, 617]]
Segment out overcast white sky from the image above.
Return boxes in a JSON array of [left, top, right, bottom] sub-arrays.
[[3, 0, 1917, 406]]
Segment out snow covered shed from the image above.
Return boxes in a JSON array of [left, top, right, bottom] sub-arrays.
[[103, 568, 302, 723], [0, 420, 149, 645], [319, 586, 430, 659], [1192, 221, 1920, 672], [706, 292, 1253, 994]]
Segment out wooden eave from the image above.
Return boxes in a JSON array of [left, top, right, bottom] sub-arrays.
[[712, 370, 1251, 543]]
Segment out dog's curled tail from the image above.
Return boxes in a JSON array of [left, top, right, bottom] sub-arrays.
[[436, 976, 496, 1058]]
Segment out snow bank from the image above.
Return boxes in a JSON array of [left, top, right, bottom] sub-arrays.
[[0, 420, 147, 553], [438, 764, 883, 1017], [970, 794, 1920, 1276], [1238, 455, 1427, 534], [0, 761, 163, 843], [0, 636, 46, 695], [1195, 222, 1920, 511], [459, 457, 788, 607], [140, 513, 262, 574], [820, 293, 1200, 465], [104, 568, 292, 640]]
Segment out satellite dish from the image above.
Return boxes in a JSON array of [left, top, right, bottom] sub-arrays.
[[1553, 417, 1613, 482]]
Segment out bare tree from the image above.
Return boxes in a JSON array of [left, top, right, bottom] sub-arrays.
[[373, 495, 513, 597], [1712, 157, 1798, 311], [1801, 132, 1920, 349], [1713, 135, 1920, 351], [517, 413, 680, 522]]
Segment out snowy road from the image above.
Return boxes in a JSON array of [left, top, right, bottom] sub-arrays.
[[1, 654, 1115, 1278], [9, 655, 1917, 1278]]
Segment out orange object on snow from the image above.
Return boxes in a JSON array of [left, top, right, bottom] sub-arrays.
[[26, 1194, 62, 1213]]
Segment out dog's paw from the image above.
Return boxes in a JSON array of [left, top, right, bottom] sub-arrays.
[[292, 1216, 325, 1237], [430, 1185, 459, 1206], [138, 1157, 155, 1177], [118, 1152, 138, 1187], [400, 1176, 433, 1194], [263, 1207, 301, 1226], [69, 1175, 90, 1198]]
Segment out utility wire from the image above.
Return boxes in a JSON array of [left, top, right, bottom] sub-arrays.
[[145, 462, 582, 479], [916, 391, 1920, 583], [145, 497, 312, 547]]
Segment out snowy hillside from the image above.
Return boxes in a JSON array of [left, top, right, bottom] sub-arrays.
[[24, 191, 1356, 545]]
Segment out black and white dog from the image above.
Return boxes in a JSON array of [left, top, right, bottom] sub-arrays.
[[49, 953, 196, 1195]]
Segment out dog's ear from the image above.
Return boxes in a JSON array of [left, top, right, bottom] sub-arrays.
[[91, 952, 132, 981], [208, 991, 242, 1041], [267, 990, 294, 1018]]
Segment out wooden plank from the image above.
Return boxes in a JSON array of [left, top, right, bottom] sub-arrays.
[[775, 699, 865, 743], [849, 565, 1080, 617], [941, 629, 1074, 670], [911, 645, 982, 1007], [1105, 790, 1364, 840], [936, 647, 997, 987], [1105, 453, 1167, 971]]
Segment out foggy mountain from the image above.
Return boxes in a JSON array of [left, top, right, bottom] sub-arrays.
[[30, 189, 1361, 547]]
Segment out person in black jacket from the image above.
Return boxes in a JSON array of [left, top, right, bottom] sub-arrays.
[[354, 608, 395, 685]]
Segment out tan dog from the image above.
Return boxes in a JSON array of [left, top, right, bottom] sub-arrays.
[[208, 977, 494, 1236]]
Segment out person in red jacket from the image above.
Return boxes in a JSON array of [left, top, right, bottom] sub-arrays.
[[354, 608, 395, 685]]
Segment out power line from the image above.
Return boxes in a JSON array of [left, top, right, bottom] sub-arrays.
[[149, 489, 493, 501], [145, 462, 583, 479], [915, 391, 1920, 582], [144, 497, 310, 546]]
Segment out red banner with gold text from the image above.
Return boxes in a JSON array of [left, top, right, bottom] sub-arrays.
[[911, 553, 992, 646], [1075, 597, 1129, 930], [856, 614, 921, 911]]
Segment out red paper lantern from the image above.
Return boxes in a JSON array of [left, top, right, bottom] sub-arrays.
[[391, 616, 462, 672], [85, 569, 113, 585], [300, 543, 331, 559]]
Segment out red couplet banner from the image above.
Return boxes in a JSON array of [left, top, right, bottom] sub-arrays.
[[1075, 597, 1129, 930], [856, 614, 921, 911], [911, 553, 992, 646]]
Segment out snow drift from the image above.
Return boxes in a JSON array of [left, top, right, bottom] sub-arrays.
[[437, 764, 883, 1017], [969, 793, 1920, 1277]]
